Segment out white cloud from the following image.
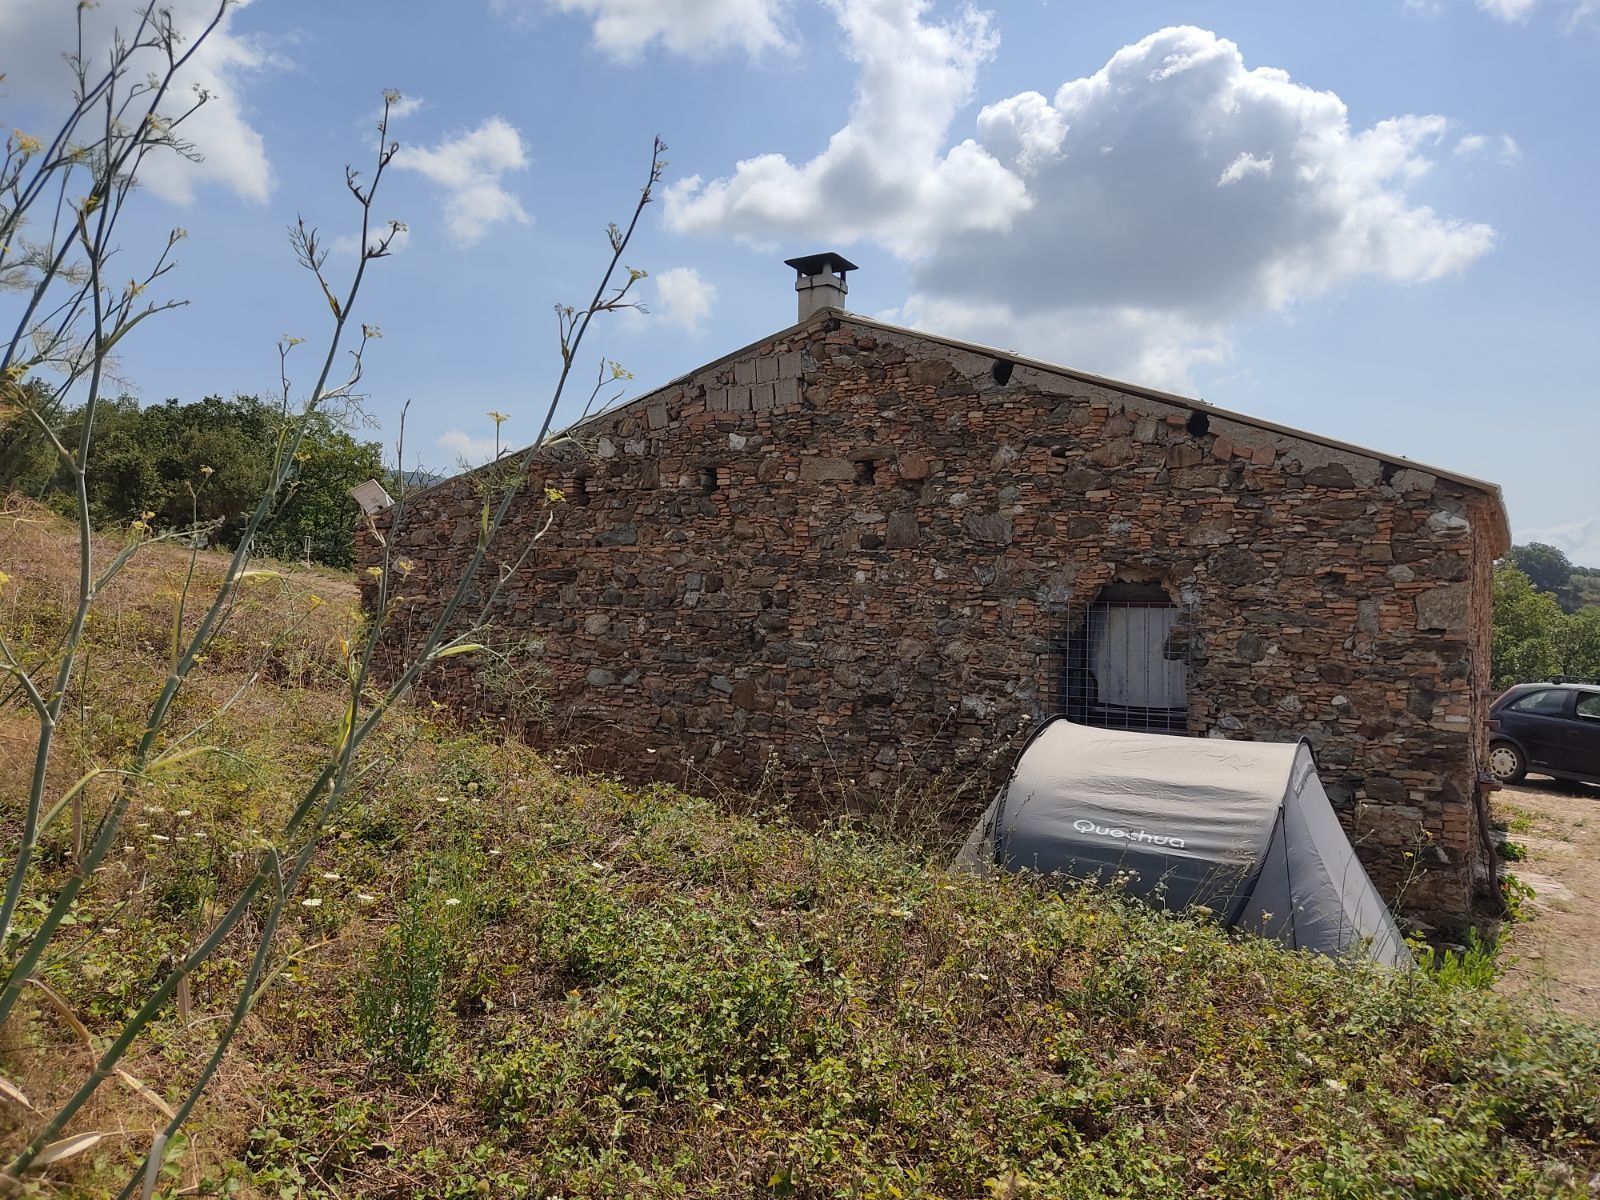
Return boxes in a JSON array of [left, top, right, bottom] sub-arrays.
[[437, 428, 504, 464], [530, 0, 791, 59], [0, 0, 273, 204], [670, 14, 1496, 388], [365, 92, 425, 127], [395, 118, 530, 247], [1217, 151, 1274, 186], [911, 29, 1496, 328], [885, 294, 1234, 393], [331, 223, 412, 258], [653, 266, 718, 333], [1476, 0, 1541, 20], [1461, 0, 1599, 28], [664, 0, 1030, 257], [386, 94, 427, 121], [1516, 517, 1600, 567], [1454, 132, 1522, 162]]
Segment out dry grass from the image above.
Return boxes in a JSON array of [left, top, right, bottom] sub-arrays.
[[0, 495, 358, 676], [0, 498, 361, 823]]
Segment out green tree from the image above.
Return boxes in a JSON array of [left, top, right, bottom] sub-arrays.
[[253, 413, 386, 567], [40, 394, 383, 566], [61, 395, 272, 540], [1491, 563, 1563, 688], [1556, 605, 1600, 680], [0, 377, 67, 495], [1508, 542, 1575, 610]]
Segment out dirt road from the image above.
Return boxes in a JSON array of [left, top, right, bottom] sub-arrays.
[[1494, 779, 1600, 1022]]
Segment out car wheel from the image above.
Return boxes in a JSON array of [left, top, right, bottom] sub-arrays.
[[1488, 741, 1526, 784]]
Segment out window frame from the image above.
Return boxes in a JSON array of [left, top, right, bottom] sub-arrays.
[[1508, 688, 1574, 718]]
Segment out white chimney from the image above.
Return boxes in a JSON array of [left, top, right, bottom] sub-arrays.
[[784, 252, 858, 322]]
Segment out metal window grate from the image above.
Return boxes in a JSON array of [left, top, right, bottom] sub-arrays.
[[1059, 598, 1194, 734]]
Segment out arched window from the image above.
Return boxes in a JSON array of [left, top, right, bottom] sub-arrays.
[[1062, 582, 1190, 733]]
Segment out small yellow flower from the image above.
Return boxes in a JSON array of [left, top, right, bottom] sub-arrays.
[[12, 130, 42, 156], [363, 566, 383, 578], [608, 360, 634, 381], [199, 464, 214, 477], [0, 569, 10, 591], [307, 593, 325, 609], [488, 410, 509, 426], [395, 558, 415, 575], [543, 486, 565, 504]]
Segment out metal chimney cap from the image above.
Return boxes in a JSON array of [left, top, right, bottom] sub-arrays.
[[784, 252, 859, 278]]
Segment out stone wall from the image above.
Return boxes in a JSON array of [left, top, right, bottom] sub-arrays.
[[359, 314, 1506, 916]]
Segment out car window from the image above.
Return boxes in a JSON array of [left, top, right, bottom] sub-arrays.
[[1576, 693, 1600, 721], [1509, 689, 1570, 716]]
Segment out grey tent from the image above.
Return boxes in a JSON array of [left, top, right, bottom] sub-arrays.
[[958, 719, 1412, 967]]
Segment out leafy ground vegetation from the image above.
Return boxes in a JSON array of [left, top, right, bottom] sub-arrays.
[[2, 507, 1599, 1198]]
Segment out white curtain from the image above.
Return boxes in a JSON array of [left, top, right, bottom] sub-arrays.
[[1091, 606, 1187, 708]]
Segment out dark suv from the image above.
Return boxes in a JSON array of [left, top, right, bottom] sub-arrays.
[[1488, 682, 1600, 786]]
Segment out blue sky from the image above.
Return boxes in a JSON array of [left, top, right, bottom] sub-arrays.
[[5, 0, 1597, 560]]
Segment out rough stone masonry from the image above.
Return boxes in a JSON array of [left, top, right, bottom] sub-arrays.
[[359, 310, 1510, 918]]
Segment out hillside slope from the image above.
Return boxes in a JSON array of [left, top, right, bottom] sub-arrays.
[[1, 506, 1598, 1198]]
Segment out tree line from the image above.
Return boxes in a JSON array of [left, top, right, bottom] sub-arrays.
[[0, 386, 386, 567], [1493, 543, 1600, 689]]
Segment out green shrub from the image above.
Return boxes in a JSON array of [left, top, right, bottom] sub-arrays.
[[354, 882, 446, 1073], [1502, 872, 1537, 922], [1415, 928, 1501, 990], [243, 1082, 379, 1198]]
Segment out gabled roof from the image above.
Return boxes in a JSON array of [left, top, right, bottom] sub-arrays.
[[437, 306, 1512, 552]]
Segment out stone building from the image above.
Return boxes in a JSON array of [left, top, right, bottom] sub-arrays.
[[360, 255, 1510, 917]]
